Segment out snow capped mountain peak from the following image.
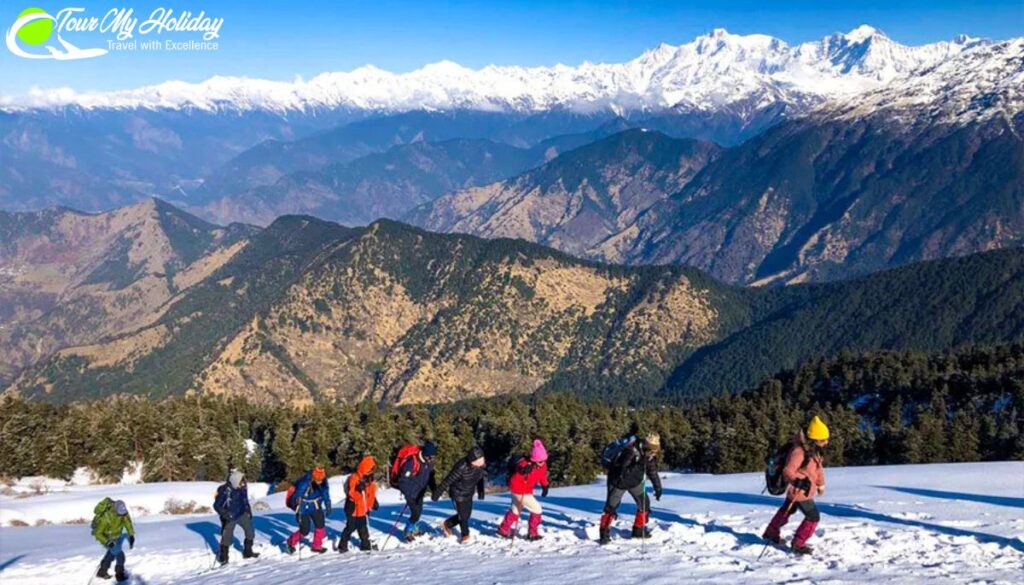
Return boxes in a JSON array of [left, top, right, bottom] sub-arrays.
[[844, 24, 884, 43], [0, 27, 1016, 118]]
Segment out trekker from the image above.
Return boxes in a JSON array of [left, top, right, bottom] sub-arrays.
[[598, 432, 662, 545], [393, 441, 438, 541], [213, 468, 259, 564], [762, 416, 829, 555], [91, 498, 135, 582], [497, 439, 550, 541], [338, 455, 380, 552], [432, 445, 487, 543], [287, 466, 332, 554]]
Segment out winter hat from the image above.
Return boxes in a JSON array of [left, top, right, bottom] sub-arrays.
[[228, 468, 244, 488], [644, 433, 661, 453], [421, 441, 438, 458], [807, 416, 830, 441], [312, 467, 327, 482], [466, 445, 485, 465], [530, 439, 548, 463], [113, 500, 128, 516]]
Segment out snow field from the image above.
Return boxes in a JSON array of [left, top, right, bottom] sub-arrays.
[[0, 462, 1021, 584]]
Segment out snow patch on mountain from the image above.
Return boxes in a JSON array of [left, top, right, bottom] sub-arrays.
[[0, 27, 994, 116]]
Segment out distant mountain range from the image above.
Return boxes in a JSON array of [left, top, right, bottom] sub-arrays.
[[0, 27, 1011, 218], [3, 200, 1024, 405]]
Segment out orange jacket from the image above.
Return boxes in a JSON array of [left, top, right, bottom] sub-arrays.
[[345, 456, 378, 518], [783, 442, 825, 503]]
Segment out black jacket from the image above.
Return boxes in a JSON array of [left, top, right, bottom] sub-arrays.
[[609, 445, 661, 492], [435, 447, 486, 502]]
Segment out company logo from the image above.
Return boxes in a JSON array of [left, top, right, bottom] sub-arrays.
[[6, 6, 224, 60]]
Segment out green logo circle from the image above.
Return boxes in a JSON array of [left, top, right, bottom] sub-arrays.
[[16, 7, 53, 46]]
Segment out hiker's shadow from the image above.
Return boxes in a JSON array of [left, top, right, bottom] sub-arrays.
[[663, 488, 1024, 553], [875, 486, 1024, 510], [185, 520, 226, 555]]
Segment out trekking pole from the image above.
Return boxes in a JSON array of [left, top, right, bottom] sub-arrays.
[[380, 503, 409, 552], [641, 475, 647, 560], [84, 557, 104, 585]]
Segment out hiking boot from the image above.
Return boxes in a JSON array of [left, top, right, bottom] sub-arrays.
[[404, 531, 417, 543], [761, 530, 782, 545], [310, 546, 327, 554], [631, 525, 652, 539], [791, 541, 814, 555], [525, 534, 543, 541], [460, 534, 472, 544], [218, 544, 229, 565], [243, 539, 260, 559], [96, 568, 112, 580], [598, 527, 611, 545], [360, 542, 378, 552], [337, 539, 349, 553], [441, 521, 453, 538], [115, 570, 130, 583]]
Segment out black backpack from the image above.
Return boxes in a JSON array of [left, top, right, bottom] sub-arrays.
[[601, 436, 636, 469], [765, 442, 809, 495]]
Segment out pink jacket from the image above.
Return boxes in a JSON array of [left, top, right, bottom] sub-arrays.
[[783, 443, 825, 502]]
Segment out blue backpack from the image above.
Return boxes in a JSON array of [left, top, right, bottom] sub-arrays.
[[601, 436, 636, 469]]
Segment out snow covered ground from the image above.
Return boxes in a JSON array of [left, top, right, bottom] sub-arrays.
[[0, 462, 1021, 584]]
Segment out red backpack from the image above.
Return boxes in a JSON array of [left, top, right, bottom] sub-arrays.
[[389, 445, 421, 487]]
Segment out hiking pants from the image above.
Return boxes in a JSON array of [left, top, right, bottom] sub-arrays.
[[296, 509, 326, 535], [604, 483, 650, 516], [444, 498, 473, 537], [340, 516, 372, 549], [407, 487, 427, 525], [220, 512, 255, 547]]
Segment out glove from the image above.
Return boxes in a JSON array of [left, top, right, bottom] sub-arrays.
[[477, 490, 485, 501], [541, 485, 549, 498], [356, 478, 368, 492], [128, 535, 135, 549], [431, 491, 440, 502], [654, 488, 662, 502], [372, 499, 380, 511], [793, 477, 812, 496], [325, 504, 332, 517], [106, 540, 116, 550]]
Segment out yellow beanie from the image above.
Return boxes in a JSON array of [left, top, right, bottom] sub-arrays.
[[807, 416, 830, 441]]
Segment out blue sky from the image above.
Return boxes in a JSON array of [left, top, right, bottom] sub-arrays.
[[2, 0, 1022, 96]]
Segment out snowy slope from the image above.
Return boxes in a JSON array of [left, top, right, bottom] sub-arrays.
[[0, 27, 992, 115], [0, 462, 1021, 584]]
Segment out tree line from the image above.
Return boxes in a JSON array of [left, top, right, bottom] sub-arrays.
[[1, 343, 1021, 486]]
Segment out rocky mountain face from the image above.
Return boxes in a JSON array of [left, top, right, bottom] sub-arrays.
[[409, 129, 721, 258], [419, 39, 1024, 285], [0, 199, 253, 385], [607, 39, 1024, 284], [5, 202, 1024, 405]]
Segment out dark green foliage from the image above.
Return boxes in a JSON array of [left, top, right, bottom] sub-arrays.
[[2, 343, 1020, 484]]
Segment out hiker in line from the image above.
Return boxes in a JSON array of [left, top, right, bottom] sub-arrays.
[[392, 441, 438, 542], [762, 416, 829, 555], [497, 438, 550, 540], [338, 455, 380, 552], [598, 431, 662, 545], [213, 468, 259, 564], [432, 445, 487, 543], [287, 466, 331, 554], [91, 498, 135, 582]]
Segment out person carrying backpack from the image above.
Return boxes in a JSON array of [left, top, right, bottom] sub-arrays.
[[213, 468, 259, 564], [497, 439, 550, 541], [393, 441, 438, 542], [431, 445, 486, 543], [762, 416, 829, 555], [91, 498, 135, 582], [598, 431, 662, 545], [286, 466, 331, 554], [337, 455, 379, 552]]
